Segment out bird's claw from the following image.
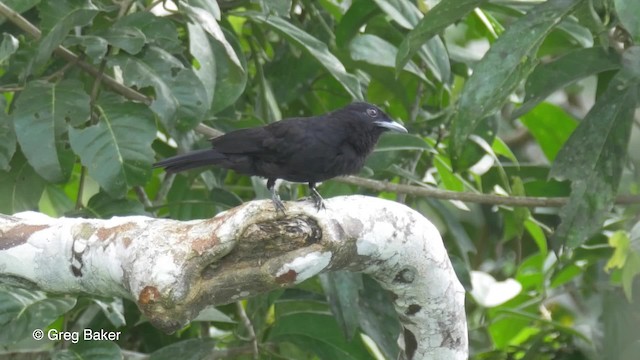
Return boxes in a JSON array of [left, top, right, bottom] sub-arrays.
[[271, 193, 286, 215], [309, 188, 326, 212]]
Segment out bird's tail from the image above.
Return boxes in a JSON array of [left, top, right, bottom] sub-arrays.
[[153, 149, 225, 173]]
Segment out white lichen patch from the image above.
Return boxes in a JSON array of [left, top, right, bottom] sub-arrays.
[[276, 251, 332, 284]]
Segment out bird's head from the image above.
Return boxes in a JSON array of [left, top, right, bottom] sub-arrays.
[[341, 102, 408, 134]]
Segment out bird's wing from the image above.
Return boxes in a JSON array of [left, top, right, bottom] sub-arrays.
[[210, 127, 272, 154]]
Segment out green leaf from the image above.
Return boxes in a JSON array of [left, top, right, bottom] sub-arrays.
[[606, 230, 630, 271], [0, 151, 47, 214], [492, 137, 518, 165], [180, 1, 243, 70], [450, 0, 582, 164], [0, 0, 39, 26], [187, 22, 216, 107], [244, 12, 363, 100], [114, 12, 181, 54], [373, 133, 430, 152], [64, 35, 108, 62], [0, 287, 76, 345], [78, 191, 147, 218], [141, 47, 210, 130], [209, 28, 248, 113], [614, 0, 640, 41], [514, 47, 620, 119], [100, 26, 146, 55], [319, 272, 363, 340], [53, 340, 122, 360], [12, 80, 90, 183], [186, 0, 221, 19], [356, 276, 402, 360], [167, 175, 217, 220], [434, 155, 464, 192], [524, 219, 547, 256], [620, 46, 640, 87], [34, 5, 99, 69], [149, 339, 217, 360], [335, 0, 378, 47], [0, 33, 19, 64], [396, 0, 484, 73], [69, 97, 156, 198], [520, 102, 577, 162], [550, 76, 638, 249], [0, 111, 16, 171], [269, 312, 370, 359], [371, 0, 421, 29], [108, 52, 179, 126], [349, 34, 427, 82]]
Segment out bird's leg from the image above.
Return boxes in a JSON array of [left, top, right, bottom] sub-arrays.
[[267, 178, 286, 214], [308, 182, 326, 211]]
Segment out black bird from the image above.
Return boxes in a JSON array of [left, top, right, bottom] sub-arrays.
[[154, 102, 407, 213]]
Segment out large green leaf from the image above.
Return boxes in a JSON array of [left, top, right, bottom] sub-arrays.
[[520, 102, 577, 162], [12, 80, 90, 183], [614, 0, 640, 41], [114, 12, 182, 54], [53, 340, 122, 359], [269, 312, 371, 360], [349, 34, 427, 82], [187, 20, 247, 114], [210, 28, 248, 113], [514, 47, 620, 119], [108, 54, 176, 125], [550, 76, 638, 249], [100, 26, 146, 55], [140, 47, 210, 130], [187, 22, 216, 107], [372, 0, 451, 83], [450, 0, 582, 165], [79, 191, 146, 218], [335, 0, 378, 47], [0, 287, 76, 345], [149, 339, 217, 360], [34, 3, 99, 69], [63, 35, 109, 63], [396, 0, 485, 73], [0, 106, 16, 171], [0, 151, 47, 214], [69, 97, 156, 198], [244, 12, 363, 100], [371, 0, 421, 29], [180, 1, 243, 70], [319, 272, 363, 340]]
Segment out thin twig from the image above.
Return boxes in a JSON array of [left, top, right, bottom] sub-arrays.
[[134, 186, 153, 209], [334, 175, 640, 207], [153, 173, 176, 206], [236, 301, 258, 360], [75, 167, 86, 209]]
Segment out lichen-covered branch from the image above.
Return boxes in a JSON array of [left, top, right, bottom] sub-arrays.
[[0, 196, 467, 359]]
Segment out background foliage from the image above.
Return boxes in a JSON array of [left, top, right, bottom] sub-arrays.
[[1, 0, 640, 358]]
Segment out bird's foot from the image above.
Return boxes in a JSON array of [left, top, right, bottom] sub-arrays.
[[271, 193, 286, 215], [309, 188, 326, 211]]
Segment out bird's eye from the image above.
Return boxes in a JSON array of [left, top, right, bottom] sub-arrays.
[[366, 108, 378, 117]]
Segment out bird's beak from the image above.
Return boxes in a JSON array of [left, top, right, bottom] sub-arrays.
[[375, 120, 408, 133]]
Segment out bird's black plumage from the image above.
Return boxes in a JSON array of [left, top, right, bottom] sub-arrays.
[[154, 102, 407, 212]]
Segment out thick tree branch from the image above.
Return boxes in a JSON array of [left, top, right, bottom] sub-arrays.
[[0, 196, 467, 360]]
